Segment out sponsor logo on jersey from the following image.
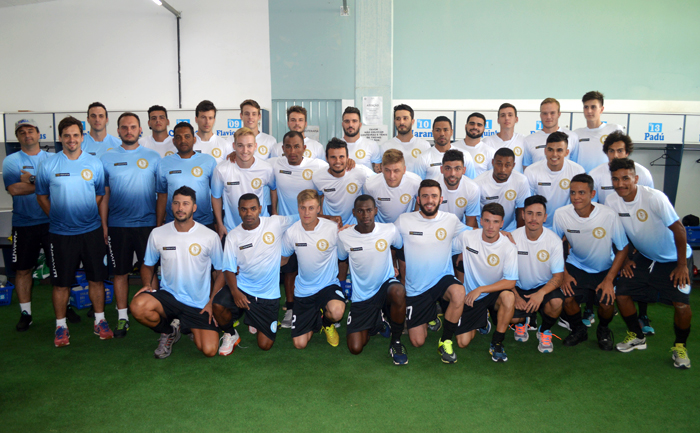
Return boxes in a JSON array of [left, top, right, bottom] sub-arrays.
[[408, 231, 423, 236], [602, 186, 614, 190], [466, 247, 479, 255], [485, 195, 499, 200], [535, 145, 546, 149], [188, 243, 202, 256], [355, 149, 366, 159], [618, 212, 631, 217], [537, 250, 550, 262], [191, 166, 203, 177], [435, 228, 447, 241], [280, 170, 292, 175], [239, 243, 253, 250], [316, 239, 329, 251], [430, 162, 442, 167], [114, 162, 128, 166], [375, 239, 388, 252], [251, 178, 262, 189], [227, 181, 240, 186], [592, 227, 606, 239], [400, 194, 411, 204], [55, 173, 70, 177], [350, 247, 363, 252], [346, 183, 358, 194], [169, 170, 182, 174], [81, 169, 93, 181], [295, 242, 307, 247], [456, 197, 467, 208], [579, 138, 590, 142], [538, 182, 552, 187], [263, 232, 275, 244], [518, 251, 528, 255], [559, 178, 570, 189], [22, 166, 34, 169], [636, 209, 648, 222], [137, 158, 149, 169], [474, 154, 485, 164], [377, 197, 390, 201], [324, 188, 336, 193], [487, 254, 500, 266], [302, 169, 313, 180], [567, 229, 581, 234], [505, 190, 516, 201], [163, 246, 177, 251]]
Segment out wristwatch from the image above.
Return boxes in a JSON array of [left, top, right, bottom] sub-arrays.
[[29, 175, 36, 184]]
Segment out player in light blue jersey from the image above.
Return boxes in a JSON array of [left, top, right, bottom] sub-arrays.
[[3, 119, 51, 332], [100, 112, 161, 338], [36, 116, 113, 347], [157, 122, 217, 228], [82, 102, 121, 158]]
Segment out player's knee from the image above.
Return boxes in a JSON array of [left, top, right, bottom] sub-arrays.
[[447, 285, 465, 303], [129, 297, 147, 318], [456, 334, 471, 348], [674, 302, 691, 313], [549, 298, 563, 310], [409, 334, 425, 348], [258, 339, 274, 351], [293, 339, 307, 350], [347, 340, 364, 355], [201, 345, 217, 358], [327, 304, 345, 322], [388, 284, 406, 301], [499, 290, 515, 309]]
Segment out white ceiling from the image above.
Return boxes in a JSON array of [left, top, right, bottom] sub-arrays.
[[0, 0, 59, 8]]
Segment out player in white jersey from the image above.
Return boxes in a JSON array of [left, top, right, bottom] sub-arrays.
[[474, 148, 531, 232], [342, 106, 382, 172], [130, 186, 224, 358], [211, 193, 298, 354], [338, 195, 408, 365], [414, 116, 476, 180], [552, 174, 629, 351], [139, 105, 175, 157], [573, 91, 624, 172], [523, 98, 580, 167], [455, 113, 495, 177], [437, 149, 480, 229], [193, 100, 233, 164], [270, 105, 326, 161], [379, 104, 431, 174], [82, 102, 121, 158], [606, 159, 692, 367], [452, 203, 517, 362], [396, 179, 469, 364], [483, 103, 526, 173], [510, 196, 565, 353], [524, 131, 586, 228], [282, 190, 345, 349], [239, 99, 276, 160]]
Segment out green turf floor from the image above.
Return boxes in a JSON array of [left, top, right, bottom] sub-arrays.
[[1, 281, 699, 433]]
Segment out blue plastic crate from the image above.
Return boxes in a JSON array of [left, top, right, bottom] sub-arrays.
[[69, 281, 114, 309], [686, 226, 700, 246], [0, 282, 15, 306]]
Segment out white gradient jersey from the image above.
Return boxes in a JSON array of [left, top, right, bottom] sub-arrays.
[[522, 128, 580, 167], [211, 158, 276, 231], [337, 223, 402, 302], [573, 123, 624, 172], [347, 137, 381, 169], [414, 144, 477, 181], [455, 139, 495, 177], [552, 203, 628, 273], [483, 133, 526, 173], [272, 157, 329, 216], [395, 211, 469, 297], [139, 135, 175, 158], [270, 137, 326, 161], [82, 133, 120, 158], [605, 185, 689, 263], [281, 218, 340, 297], [511, 227, 565, 291], [437, 176, 481, 224], [474, 170, 531, 231], [222, 215, 298, 299], [364, 171, 421, 223], [524, 159, 586, 228], [590, 161, 654, 204], [255, 132, 277, 160], [379, 136, 431, 174], [452, 229, 518, 301], [194, 134, 233, 164], [144, 222, 223, 309], [313, 165, 374, 225]]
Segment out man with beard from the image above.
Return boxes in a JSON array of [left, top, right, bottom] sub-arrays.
[[414, 116, 476, 181], [193, 100, 232, 164], [82, 102, 120, 158], [271, 106, 326, 161], [139, 105, 175, 157], [380, 104, 431, 174], [342, 106, 382, 172], [437, 150, 480, 229], [523, 98, 580, 168], [483, 103, 526, 174], [455, 113, 495, 177]]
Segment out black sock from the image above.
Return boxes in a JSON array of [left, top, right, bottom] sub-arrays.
[[390, 320, 403, 343], [638, 302, 648, 317], [622, 312, 644, 339], [322, 315, 333, 328], [220, 319, 236, 335], [598, 312, 613, 328], [488, 306, 498, 329], [151, 318, 173, 335], [674, 324, 691, 346], [569, 311, 585, 331], [540, 313, 557, 332], [286, 301, 294, 310], [441, 319, 457, 342], [492, 331, 505, 345]]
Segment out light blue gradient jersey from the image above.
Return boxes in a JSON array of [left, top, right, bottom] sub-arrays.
[[82, 133, 120, 158], [2, 150, 50, 227], [157, 152, 217, 225]]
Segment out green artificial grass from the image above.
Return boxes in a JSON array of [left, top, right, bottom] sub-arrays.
[[1, 281, 699, 433]]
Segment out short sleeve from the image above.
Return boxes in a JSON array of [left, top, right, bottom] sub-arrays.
[[650, 190, 679, 227], [516, 177, 531, 208], [370, 141, 382, 164], [611, 213, 629, 251], [222, 234, 238, 273], [281, 230, 295, 257], [336, 235, 349, 261], [209, 233, 224, 271], [463, 157, 477, 180], [552, 210, 565, 239], [549, 236, 565, 274], [465, 186, 481, 217], [211, 166, 224, 199], [503, 245, 518, 281], [143, 231, 160, 266], [391, 224, 403, 249], [156, 162, 168, 194]]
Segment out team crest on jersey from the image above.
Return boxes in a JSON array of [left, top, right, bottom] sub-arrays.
[[191, 166, 203, 177], [475, 154, 485, 164], [505, 190, 517, 201], [411, 148, 422, 158], [263, 232, 275, 245], [346, 183, 359, 194], [592, 227, 606, 239], [514, 147, 523, 157], [455, 197, 467, 208], [400, 194, 411, 204], [559, 178, 570, 190], [137, 158, 149, 169], [600, 135, 608, 145], [165, 151, 174, 156], [375, 239, 388, 252], [537, 250, 550, 262], [258, 145, 268, 155], [435, 228, 447, 241], [304, 149, 312, 158], [487, 254, 500, 266], [317, 239, 329, 251], [81, 169, 93, 181], [212, 148, 222, 158], [302, 169, 313, 180], [355, 149, 366, 159], [636, 209, 648, 222], [188, 243, 202, 256], [251, 178, 263, 189]]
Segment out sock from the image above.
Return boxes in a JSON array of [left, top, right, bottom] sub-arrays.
[[441, 319, 457, 342], [94, 312, 105, 324], [638, 302, 648, 317], [322, 315, 333, 328], [56, 318, 67, 328], [390, 320, 403, 343], [622, 312, 644, 339], [117, 308, 128, 321], [598, 312, 613, 328], [569, 311, 585, 331], [492, 331, 505, 345], [151, 317, 174, 335], [674, 324, 691, 346], [487, 306, 497, 329], [286, 301, 294, 311], [220, 319, 236, 335], [540, 313, 557, 332], [20, 302, 31, 315]]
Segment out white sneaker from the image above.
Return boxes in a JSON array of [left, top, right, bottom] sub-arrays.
[[280, 309, 293, 328], [557, 317, 571, 331], [616, 331, 647, 353], [219, 329, 241, 356]]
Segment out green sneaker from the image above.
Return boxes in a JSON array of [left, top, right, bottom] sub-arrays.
[[114, 319, 130, 339], [428, 315, 443, 332], [671, 344, 691, 369], [438, 339, 457, 364]]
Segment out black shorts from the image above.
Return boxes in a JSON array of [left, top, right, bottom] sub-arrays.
[[452, 254, 463, 273], [145, 289, 218, 332], [12, 223, 52, 271], [406, 275, 462, 329], [107, 226, 153, 275], [391, 246, 405, 262], [213, 287, 280, 341], [456, 291, 501, 335], [563, 263, 611, 306], [616, 254, 691, 305], [291, 284, 345, 337], [347, 278, 400, 334], [281, 252, 298, 274], [513, 286, 565, 319], [49, 228, 107, 287]]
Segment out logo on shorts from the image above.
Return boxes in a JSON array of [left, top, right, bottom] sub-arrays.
[[316, 239, 329, 251], [475, 154, 485, 164], [346, 183, 359, 194], [411, 148, 422, 159], [263, 232, 275, 245], [212, 148, 222, 158], [258, 145, 268, 155], [487, 254, 500, 266], [81, 169, 93, 181], [435, 228, 447, 241], [270, 321, 277, 333], [636, 209, 648, 222], [514, 146, 523, 157], [355, 149, 366, 159], [188, 243, 202, 256], [505, 190, 517, 201], [600, 134, 608, 145], [592, 227, 606, 239], [165, 151, 174, 156], [537, 250, 550, 262], [191, 166, 203, 177], [251, 178, 263, 189], [302, 169, 313, 180], [559, 178, 570, 190], [455, 197, 467, 208], [304, 149, 312, 158], [137, 158, 149, 169], [375, 239, 388, 252], [400, 194, 411, 204]]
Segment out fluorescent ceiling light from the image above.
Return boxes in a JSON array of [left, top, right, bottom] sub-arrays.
[[152, 0, 162, 5]]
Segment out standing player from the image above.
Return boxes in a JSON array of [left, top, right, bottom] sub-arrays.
[[100, 113, 161, 338], [193, 100, 232, 164], [483, 103, 526, 173], [130, 186, 223, 358], [271, 106, 326, 161], [364, 149, 421, 224], [139, 105, 175, 157], [474, 148, 531, 232], [453, 203, 517, 362], [573, 91, 624, 172], [281, 190, 345, 349], [379, 104, 431, 174], [338, 195, 408, 365], [212, 194, 298, 354], [437, 149, 480, 229], [552, 174, 629, 351], [341, 107, 382, 172], [456, 113, 495, 177], [3, 119, 51, 331], [523, 98, 579, 167], [414, 116, 476, 181], [606, 158, 692, 368], [82, 102, 120, 158], [36, 116, 113, 347], [511, 196, 565, 353], [157, 122, 217, 229], [239, 99, 277, 161], [395, 179, 469, 363], [524, 131, 586, 228]]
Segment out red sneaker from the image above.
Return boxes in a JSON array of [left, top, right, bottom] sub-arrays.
[[94, 319, 114, 340], [54, 326, 70, 347]]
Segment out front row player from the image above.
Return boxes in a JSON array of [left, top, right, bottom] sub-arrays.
[[338, 195, 408, 365], [130, 186, 224, 358]]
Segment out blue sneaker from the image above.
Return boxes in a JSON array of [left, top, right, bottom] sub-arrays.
[[639, 315, 655, 336], [389, 341, 408, 365], [378, 319, 391, 338], [490, 342, 508, 362], [478, 317, 492, 335], [582, 309, 595, 327]]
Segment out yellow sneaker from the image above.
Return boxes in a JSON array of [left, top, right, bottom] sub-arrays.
[[671, 343, 691, 369], [323, 325, 339, 347]]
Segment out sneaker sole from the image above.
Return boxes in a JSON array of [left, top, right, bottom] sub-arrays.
[[16, 322, 33, 332], [491, 355, 508, 362], [94, 332, 114, 340], [616, 343, 647, 353], [55, 341, 70, 347], [438, 348, 457, 364], [538, 346, 553, 353], [514, 334, 529, 343], [218, 337, 241, 356], [113, 331, 128, 339], [674, 361, 691, 369]]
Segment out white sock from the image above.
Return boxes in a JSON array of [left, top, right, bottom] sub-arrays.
[[20, 302, 32, 315], [117, 308, 128, 321], [56, 318, 67, 328], [94, 312, 105, 324]]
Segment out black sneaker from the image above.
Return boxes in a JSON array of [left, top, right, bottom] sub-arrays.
[[16, 311, 33, 332], [66, 306, 81, 323], [562, 326, 588, 347], [114, 319, 130, 338], [596, 326, 614, 351], [87, 305, 95, 319]]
